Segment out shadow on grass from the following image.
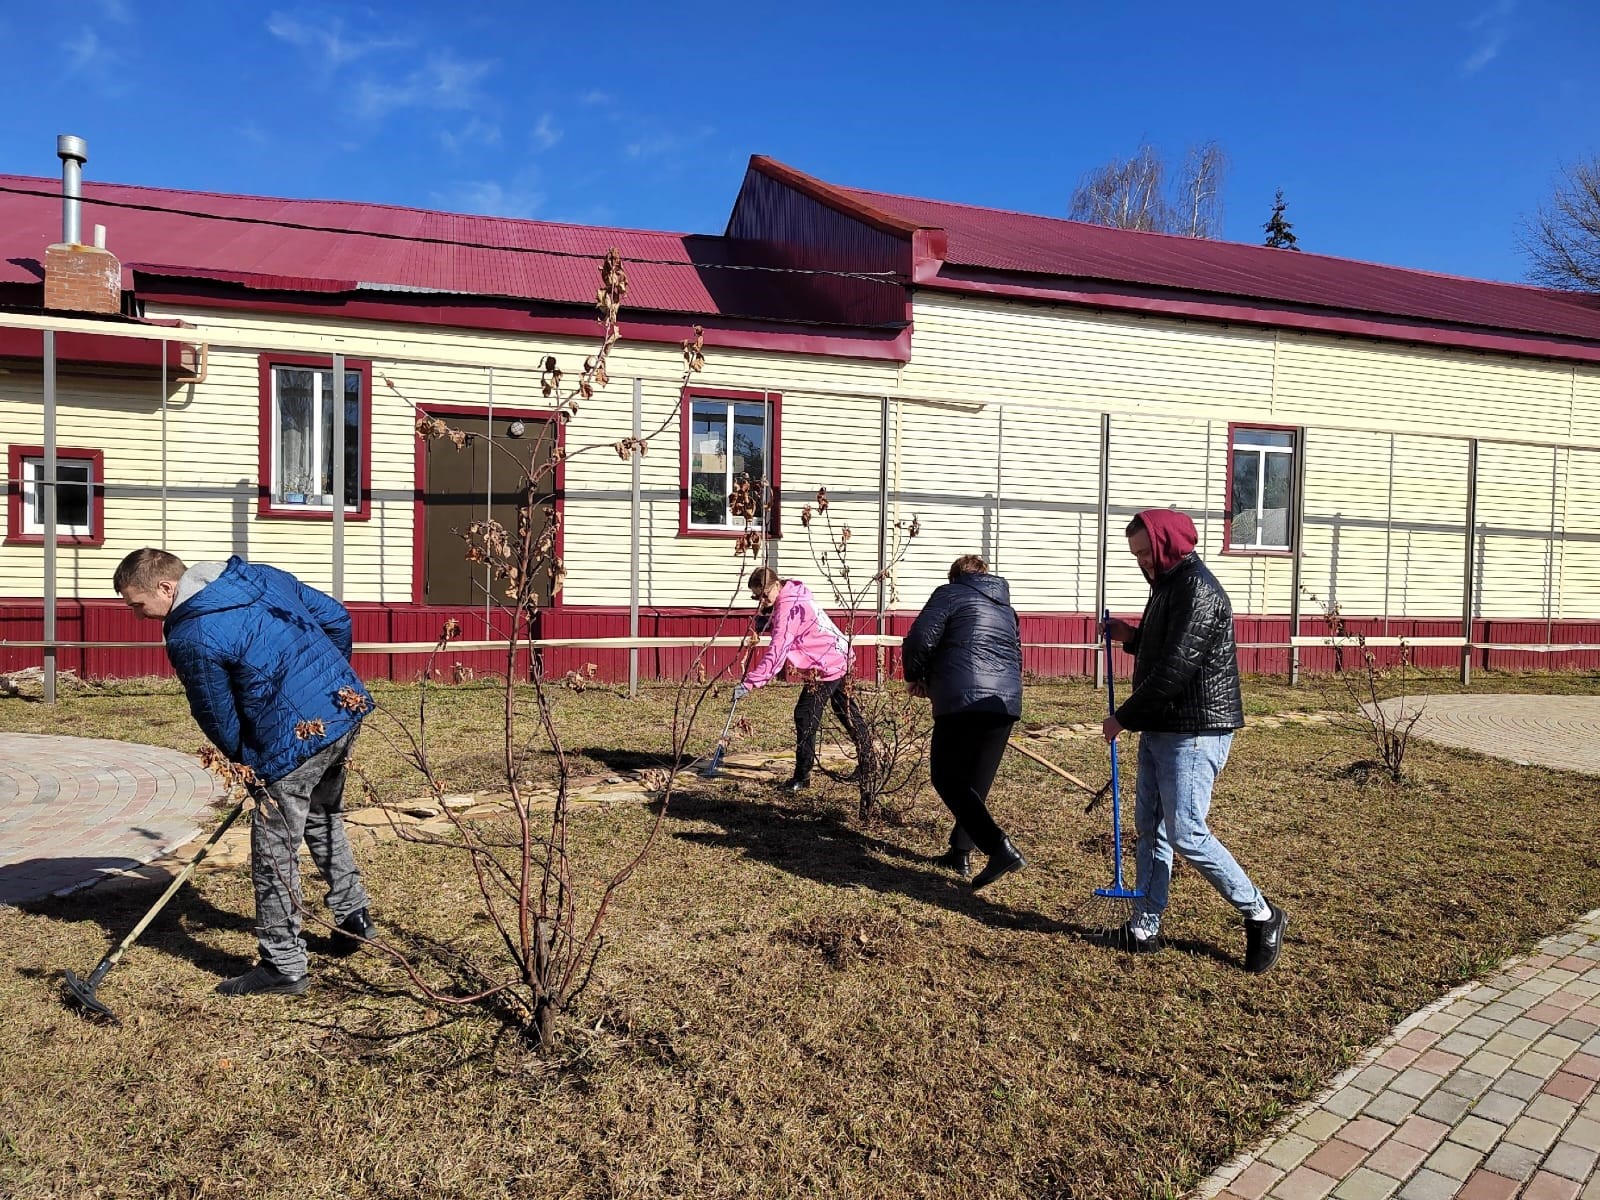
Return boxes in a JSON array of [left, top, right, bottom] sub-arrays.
[[15, 864, 258, 980], [661, 786, 1088, 938]]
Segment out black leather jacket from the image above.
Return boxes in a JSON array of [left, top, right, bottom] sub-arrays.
[[1115, 553, 1243, 734], [902, 573, 1023, 719]]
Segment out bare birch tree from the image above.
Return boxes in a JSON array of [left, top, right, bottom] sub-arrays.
[[1069, 140, 1228, 239], [1522, 156, 1600, 292]]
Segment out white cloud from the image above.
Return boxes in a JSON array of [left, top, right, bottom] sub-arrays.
[[624, 124, 715, 161], [440, 116, 502, 153], [355, 51, 493, 119], [98, 0, 134, 23], [266, 11, 411, 69], [579, 90, 613, 106], [1461, 0, 1515, 75], [532, 113, 562, 151], [431, 179, 545, 220]]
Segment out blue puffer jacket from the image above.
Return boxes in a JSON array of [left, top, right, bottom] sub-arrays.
[[901, 573, 1023, 719], [163, 557, 371, 784]]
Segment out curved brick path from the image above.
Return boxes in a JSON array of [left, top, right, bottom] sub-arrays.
[[1374, 694, 1600, 776], [0, 733, 225, 905], [1199, 695, 1600, 1200]]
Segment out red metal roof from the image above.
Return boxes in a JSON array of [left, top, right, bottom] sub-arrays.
[[825, 180, 1600, 345], [0, 174, 879, 329]]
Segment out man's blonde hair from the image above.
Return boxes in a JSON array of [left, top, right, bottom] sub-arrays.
[[113, 548, 186, 594]]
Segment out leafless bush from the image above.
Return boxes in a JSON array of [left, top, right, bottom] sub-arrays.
[[1301, 587, 1425, 783]]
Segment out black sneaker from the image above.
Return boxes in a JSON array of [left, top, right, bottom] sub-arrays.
[[1098, 923, 1164, 955], [970, 840, 1026, 890], [331, 908, 377, 957], [933, 847, 972, 878], [1244, 901, 1288, 974], [216, 962, 309, 997]]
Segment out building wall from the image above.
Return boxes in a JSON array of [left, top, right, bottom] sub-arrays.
[[892, 290, 1600, 625], [6, 290, 1600, 683]]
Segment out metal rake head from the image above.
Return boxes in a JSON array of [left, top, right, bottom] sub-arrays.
[[61, 970, 120, 1026], [1069, 891, 1141, 942]]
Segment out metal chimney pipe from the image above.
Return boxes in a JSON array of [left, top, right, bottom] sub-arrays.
[[57, 134, 88, 246]]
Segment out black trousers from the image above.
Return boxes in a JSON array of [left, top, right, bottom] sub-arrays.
[[930, 712, 1015, 857], [792, 676, 873, 782]]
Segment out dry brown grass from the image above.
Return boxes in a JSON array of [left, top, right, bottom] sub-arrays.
[[4, 674, 1600, 1199]]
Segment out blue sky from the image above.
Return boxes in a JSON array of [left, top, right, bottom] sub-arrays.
[[0, 0, 1594, 284]]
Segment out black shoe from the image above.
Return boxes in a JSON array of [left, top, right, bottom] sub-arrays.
[[216, 962, 309, 997], [331, 907, 377, 957], [1244, 901, 1289, 974], [933, 847, 972, 878], [1098, 923, 1164, 955], [970, 840, 1026, 890]]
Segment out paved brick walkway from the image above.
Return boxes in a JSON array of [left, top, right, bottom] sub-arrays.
[[1200, 914, 1600, 1200], [1375, 695, 1600, 776], [0, 733, 225, 905]]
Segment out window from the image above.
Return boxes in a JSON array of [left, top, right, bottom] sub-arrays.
[[257, 356, 372, 519], [6, 445, 104, 546], [1227, 425, 1298, 553], [679, 388, 781, 536]]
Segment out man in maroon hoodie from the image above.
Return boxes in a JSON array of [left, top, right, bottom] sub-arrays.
[[1101, 508, 1288, 973]]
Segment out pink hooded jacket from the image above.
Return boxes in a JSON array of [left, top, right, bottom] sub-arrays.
[[741, 579, 850, 688]]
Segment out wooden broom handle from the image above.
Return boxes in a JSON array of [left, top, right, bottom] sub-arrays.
[[1007, 738, 1101, 796]]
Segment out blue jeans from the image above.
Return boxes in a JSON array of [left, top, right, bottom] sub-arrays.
[[1130, 731, 1262, 935]]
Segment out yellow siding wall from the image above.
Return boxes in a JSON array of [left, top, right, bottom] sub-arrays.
[[5, 289, 1599, 631], [899, 291, 1600, 621]]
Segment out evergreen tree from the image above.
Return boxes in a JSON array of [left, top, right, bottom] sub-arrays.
[[1263, 189, 1299, 250]]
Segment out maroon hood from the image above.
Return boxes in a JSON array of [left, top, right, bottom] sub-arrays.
[[1134, 508, 1198, 579]]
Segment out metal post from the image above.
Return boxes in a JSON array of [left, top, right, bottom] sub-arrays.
[[485, 367, 494, 638], [331, 354, 345, 600], [1288, 427, 1308, 686], [43, 330, 58, 704], [875, 395, 890, 686], [1094, 412, 1111, 689], [160, 345, 168, 546], [1461, 438, 1479, 686], [628, 377, 641, 698]]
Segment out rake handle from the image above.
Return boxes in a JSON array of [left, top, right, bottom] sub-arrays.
[[83, 798, 248, 986], [1103, 610, 1127, 893], [1006, 738, 1100, 797]]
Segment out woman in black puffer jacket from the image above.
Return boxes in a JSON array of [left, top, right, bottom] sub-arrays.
[[902, 555, 1026, 890]]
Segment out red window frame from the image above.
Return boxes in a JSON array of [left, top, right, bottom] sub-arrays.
[[6, 445, 105, 547], [1222, 421, 1299, 557], [678, 386, 782, 539], [257, 354, 374, 521]]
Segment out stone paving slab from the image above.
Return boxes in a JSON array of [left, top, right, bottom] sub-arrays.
[[1196, 910, 1600, 1200], [1374, 695, 1600, 776], [0, 732, 225, 905]]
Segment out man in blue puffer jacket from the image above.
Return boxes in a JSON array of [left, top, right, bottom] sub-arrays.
[[114, 548, 378, 997]]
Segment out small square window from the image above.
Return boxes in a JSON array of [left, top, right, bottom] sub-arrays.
[[6, 446, 104, 546]]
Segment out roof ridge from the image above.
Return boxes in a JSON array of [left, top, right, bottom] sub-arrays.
[[838, 181, 1590, 298]]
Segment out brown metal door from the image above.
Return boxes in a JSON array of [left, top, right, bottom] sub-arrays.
[[422, 414, 555, 606]]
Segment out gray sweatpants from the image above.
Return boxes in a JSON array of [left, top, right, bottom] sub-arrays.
[[250, 730, 371, 977]]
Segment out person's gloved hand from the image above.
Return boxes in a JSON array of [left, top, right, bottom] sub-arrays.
[[732, 683, 751, 702]]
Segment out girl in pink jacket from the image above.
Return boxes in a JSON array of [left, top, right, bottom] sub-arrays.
[[735, 566, 875, 792]]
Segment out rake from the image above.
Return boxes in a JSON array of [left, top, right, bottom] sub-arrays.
[[1078, 610, 1144, 937], [698, 693, 743, 779], [62, 798, 248, 1025]]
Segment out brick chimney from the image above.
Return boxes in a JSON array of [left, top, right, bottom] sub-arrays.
[[42, 135, 122, 315]]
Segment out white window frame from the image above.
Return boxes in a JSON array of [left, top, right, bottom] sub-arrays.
[[21, 455, 94, 537], [1230, 428, 1297, 552], [269, 365, 362, 512], [687, 397, 771, 530]]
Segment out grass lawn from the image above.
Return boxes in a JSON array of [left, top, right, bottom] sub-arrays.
[[3, 672, 1600, 1199]]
